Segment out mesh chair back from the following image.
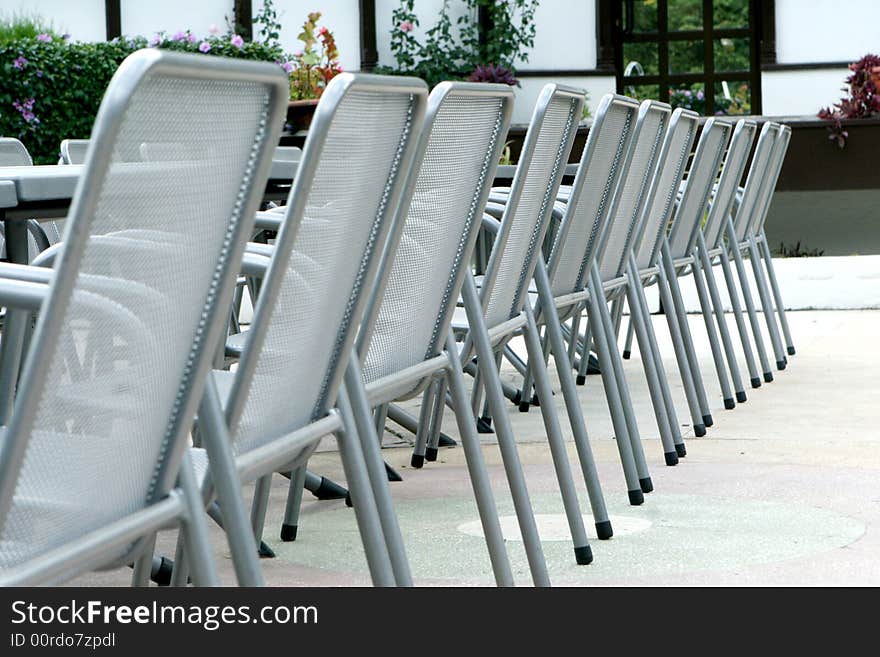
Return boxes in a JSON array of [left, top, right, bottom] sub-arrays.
[[595, 100, 670, 281], [60, 139, 91, 165], [547, 94, 639, 297], [360, 83, 513, 390], [0, 138, 32, 165], [734, 122, 776, 242], [751, 124, 791, 236], [481, 84, 584, 328], [702, 119, 757, 250], [0, 50, 288, 569], [667, 118, 733, 258], [632, 108, 700, 270], [226, 74, 427, 456]]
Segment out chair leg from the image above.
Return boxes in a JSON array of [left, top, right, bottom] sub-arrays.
[[425, 376, 447, 461], [533, 264, 612, 538], [591, 267, 651, 494], [661, 245, 713, 427], [250, 475, 273, 557], [281, 466, 307, 542], [656, 265, 706, 436], [523, 303, 593, 565], [633, 273, 687, 458], [622, 314, 635, 360], [463, 275, 550, 586], [344, 358, 413, 587], [691, 249, 735, 409], [131, 534, 157, 587], [334, 383, 398, 587], [718, 249, 762, 388], [585, 275, 644, 505], [444, 335, 515, 586], [411, 381, 437, 468], [625, 269, 679, 466], [727, 217, 773, 382], [759, 232, 795, 356], [748, 237, 787, 370], [176, 451, 221, 587], [697, 236, 747, 404]]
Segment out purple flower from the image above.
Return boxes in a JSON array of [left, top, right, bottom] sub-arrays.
[[13, 56, 28, 70], [149, 33, 162, 47], [230, 34, 244, 48], [198, 41, 211, 53], [62, 33, 70, 40], [12, 98, 38, 124], [35, 70, 43, 78], [187, 33, 197, 43], [36, 33, 52, 42], [696, 90, 704, 100], [172, 30, 187, 42], [684, 90, 692, 98], [281, 60, 294, 74]]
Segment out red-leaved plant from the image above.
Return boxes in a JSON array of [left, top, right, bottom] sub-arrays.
[[818, 54, 880, 148]]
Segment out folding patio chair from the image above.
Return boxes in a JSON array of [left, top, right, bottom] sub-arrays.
[[0, 48, 288, 585], [183, 73, 430, 587], [731, 122, 794, 368]]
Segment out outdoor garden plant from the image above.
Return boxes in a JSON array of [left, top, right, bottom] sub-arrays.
[[819, 53, 880, 148]]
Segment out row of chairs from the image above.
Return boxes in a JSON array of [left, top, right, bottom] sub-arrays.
[[0, 48, 792, 587]]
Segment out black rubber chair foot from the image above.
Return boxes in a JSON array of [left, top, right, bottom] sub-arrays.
[[628, 489, 645, 506], [518, 401, 531, 413], [575, 374, 586, 385], [313, 476, 348, 501], [410, 453, 424, 469], [258, 541, 275, 559], [664, 451, 679, 466], [703, 414, 714, 427], [437, 433, 457, 447], [153, 557, 174, 587], [776, 359, 786, 370], [693, 423, 706, 437], [750, 376, 762, 389], [595, 520, 613, 540], [280, 524, 298, 542], [344, 492, 352, 508], [736, 391, 747, 403], [385, 463, 403, 482], [511, 390, 522, 406], [574, 545, 593, 565], [764, 371, 774, 383], [787, 346, 796, 356], [724, 398, 736, 410], [425, 447, 438, 462], [622, 350, 631, 360], [639, 476, 654, 493], [530, 393, 541, 407], [476, 417, 494, 434], [675, 442, 687, 457]]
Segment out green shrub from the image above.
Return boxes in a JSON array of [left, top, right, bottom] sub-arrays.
[[0, 11, 58, 43], [1, 31, 290, 164]]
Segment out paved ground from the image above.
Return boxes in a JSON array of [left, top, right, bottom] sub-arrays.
[[72, 309, 880, 586]]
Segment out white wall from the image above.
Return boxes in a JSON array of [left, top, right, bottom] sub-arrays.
[[254, 0, 361, 72], [5, 0, 106, 42], [516, 0, 596, 71], [121, 0, 230, 39], [762, 69, 851, 116], [776, 0, 880, 64], [375, 0, 469, 69]]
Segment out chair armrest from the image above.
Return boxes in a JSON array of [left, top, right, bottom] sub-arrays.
[[0, 262, 54, 285], [0, 276, 49, 312], [253, 210, 285, 232], [240, 250, 271, 278]]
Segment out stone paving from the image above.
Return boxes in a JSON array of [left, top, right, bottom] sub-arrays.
[[71, 310, 880, 586]]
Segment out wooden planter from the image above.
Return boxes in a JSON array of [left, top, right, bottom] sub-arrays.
[[286, 99, 320, 133]]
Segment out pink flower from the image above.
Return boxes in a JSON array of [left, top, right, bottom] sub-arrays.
[[230, 34, 244, 48], [172, 30, 187, 42], [208, 24, 220, 35], [318, 26, 328, 35], [199, 41, 211, 53], [36, 33, 52, 42], [187, 33, 197, 43], [293, 50, 303, 58], [399, 21, 414, 33]]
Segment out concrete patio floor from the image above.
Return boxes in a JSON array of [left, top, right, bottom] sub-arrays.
[[71, 309, 880, 586]]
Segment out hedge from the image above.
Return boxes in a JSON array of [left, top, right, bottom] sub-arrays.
[[1, 33, 290, 164]]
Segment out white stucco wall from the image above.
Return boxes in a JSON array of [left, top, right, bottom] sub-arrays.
[[762, 68, 851, 116], [120, 0, 230, 38], [775, 0, 880, 64]]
